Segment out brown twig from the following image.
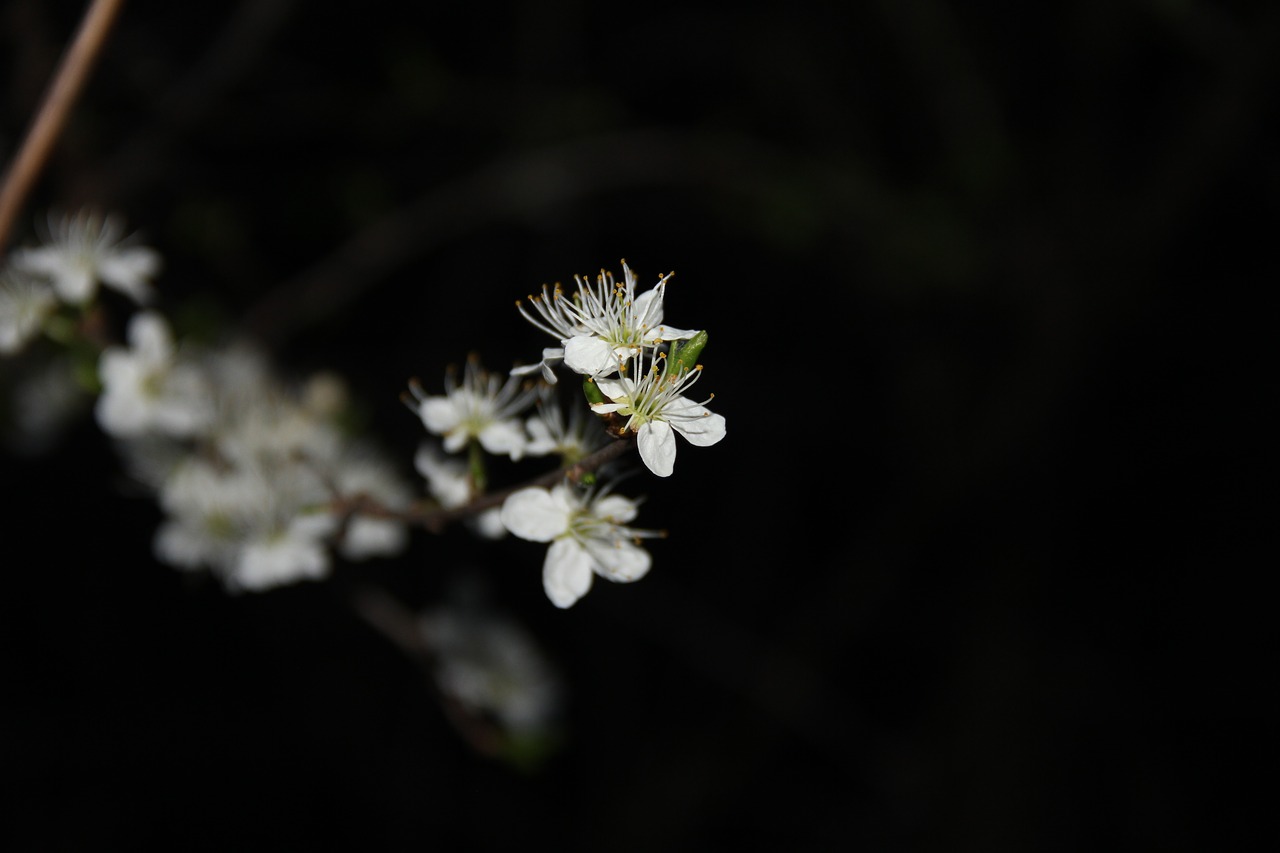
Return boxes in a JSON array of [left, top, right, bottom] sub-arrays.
[[333, 431, 638, 534], [0, 0, 127, 255]]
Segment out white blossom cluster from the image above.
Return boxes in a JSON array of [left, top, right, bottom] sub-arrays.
[[405, 260, 728, 608], [104, 313, 414, 592], [3, 212, 727, 611], [1, 211, 412, 592], [1, 209, 733, 766], [1, 210, 730, 763]]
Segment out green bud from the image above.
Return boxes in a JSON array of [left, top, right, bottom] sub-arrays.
[[669, 330, 708, 375], [582, 377, 606, 405]]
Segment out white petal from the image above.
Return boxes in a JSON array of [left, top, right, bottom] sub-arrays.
[[593, 376, 628, 400], [9, 247, 59, 277], [341, 517, 407, 559], [441, 431, 468, 453], [671, 410, 727, 447], [588, 539, 652, 584], [479, 420, 527, 459], [100, 249, 159, 303], [593, 494, 639, 524], [501, 487, 568, 542], [234, 535, 329, 591], [543, 539, 594, 608], [637, 421, 677, 477], [644, 325, 697, 343], [55, 265, 96, 304], [631, 288, 662, 324], [564, 336, 618, 376], [470, 507, 508, 540], [419, 397, 460, 435], [127, 311, 173, 361]]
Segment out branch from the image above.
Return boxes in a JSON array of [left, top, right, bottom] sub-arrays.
[[0, 0, 127, 254], [333, 431, 638, 534]]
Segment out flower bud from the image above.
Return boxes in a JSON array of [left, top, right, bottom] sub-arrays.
[[667, 330, 707, 375]]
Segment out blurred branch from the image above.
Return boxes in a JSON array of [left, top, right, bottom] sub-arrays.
[[239, 128, 708, 347], [0, 0, 126, 254], [75, 0, 299, 205], [331, 431, 637, 534], [236, 126, 867, 349]]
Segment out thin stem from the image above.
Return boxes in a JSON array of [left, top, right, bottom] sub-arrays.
[[0, 0, 127, 255]]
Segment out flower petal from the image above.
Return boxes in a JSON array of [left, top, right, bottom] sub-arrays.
[[593, 376, 628, 401], [673, 414, 726, 447], [478, 420, 528, 459], [501, 487, 568, 542], [593, 494, 639, 524], [543, 538, 594, 608], [419, 397, 460, 435], [637, 420, 677, 477], [588, 539, 652, 583], [564, 335, 618, 376]]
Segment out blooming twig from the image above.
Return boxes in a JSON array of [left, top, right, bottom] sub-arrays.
[[328, 430, 637, 535]]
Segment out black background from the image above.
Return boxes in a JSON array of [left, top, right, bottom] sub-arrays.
[[2, 1, 1272, 850]]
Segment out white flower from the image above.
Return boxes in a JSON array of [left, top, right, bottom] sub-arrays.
[[139, 344, 411, 591], [95, 311, 212, 438], [523, 384, 607, 463], [0, 269, 55, 354], [329, 448, 413, 560], [500, 482, 663, 608], [590, 350, 726, 478], [10, 210, 160, 305], [514, 261, 696, 380], [415, 440, 475, 508], [420, 601, 563, 737], [154, 457, 336, 592], [414, 441, 508, 540], [233, 512, 335, 592], [407, 355, 538, 459]]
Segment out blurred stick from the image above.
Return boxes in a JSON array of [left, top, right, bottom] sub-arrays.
[[0, 0, 126, 254]]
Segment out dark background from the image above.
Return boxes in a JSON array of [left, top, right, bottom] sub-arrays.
[[1, 1, 1271, 850]]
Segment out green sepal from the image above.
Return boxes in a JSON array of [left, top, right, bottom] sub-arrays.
[[582, 376, 606, 405], [669, 330, 707, 375]]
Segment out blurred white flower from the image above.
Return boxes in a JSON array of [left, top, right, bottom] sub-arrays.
[[414, 440, 507, 540], [138, 344, 411, 591], [407, 355, 538, 459], [154, 457, 334, 591], [10, 210, 160, 305], [420, 599, 563, 737], [414, 440, 474, 508], [330, 447, 413, 560], [523, 383, 607, 464], [0, 269, 55, 354], [95, 311, 213, 439]]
